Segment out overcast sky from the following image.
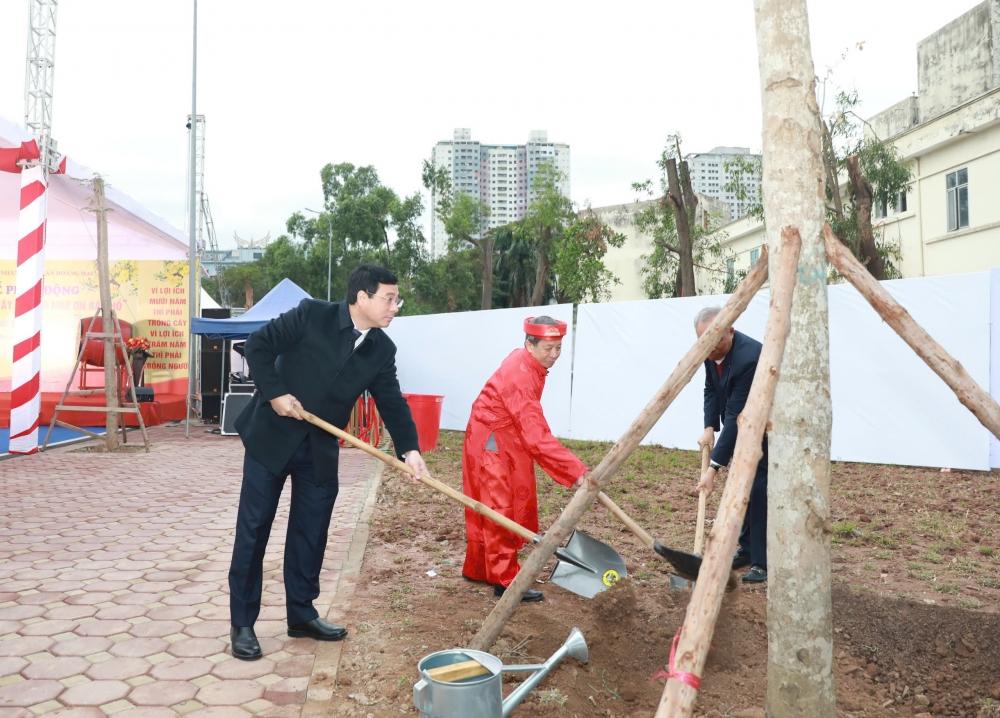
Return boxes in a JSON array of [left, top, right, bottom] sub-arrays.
[[0, 1, 981, 250]]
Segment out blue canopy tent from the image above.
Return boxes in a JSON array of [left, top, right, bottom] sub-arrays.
[[189, 279, 311, 430], [191, 278, 312, 339]]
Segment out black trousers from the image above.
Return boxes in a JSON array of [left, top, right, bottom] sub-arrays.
[[738, 456, 768, 569], [228, 436, 339, 627]]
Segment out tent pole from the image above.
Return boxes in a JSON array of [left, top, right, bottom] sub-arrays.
[[185, 0, 198, 438]]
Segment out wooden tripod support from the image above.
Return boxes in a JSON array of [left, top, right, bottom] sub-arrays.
[[42, 308, 151, 452]]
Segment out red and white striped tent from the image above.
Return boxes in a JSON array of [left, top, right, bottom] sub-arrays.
[[0, 116, 190, 453]]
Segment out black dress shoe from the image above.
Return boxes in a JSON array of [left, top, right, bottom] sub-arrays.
[[732, 550, 752, 570], [287, 617, 348, 641], [230, 626, 262, 661], [742, 565, 768, 583], [493, 584, 545, 603]]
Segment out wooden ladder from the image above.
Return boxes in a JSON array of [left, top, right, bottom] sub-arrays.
[[42, 309, 151, 452]]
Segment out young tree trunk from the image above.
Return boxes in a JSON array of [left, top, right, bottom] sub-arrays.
[[243, 278, 254, 309], [755, 0, 836, 715], [481, 233, 495, 310], [530, 227, 551, 306], [93, 177, 120, 451], [666, 158, 696, 296], [845, 155, 887, 280], [820, 119, 845, 224]]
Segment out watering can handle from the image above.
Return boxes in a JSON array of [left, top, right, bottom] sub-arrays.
[[301, 410, 540, 545]]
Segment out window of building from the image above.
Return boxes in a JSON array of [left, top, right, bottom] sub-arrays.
[[946, 168, 968, 231], [749, 247, 760, 265], [726, 257, 735, 284]]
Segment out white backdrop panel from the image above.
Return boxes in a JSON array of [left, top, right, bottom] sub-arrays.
[[827, 273, 989, 470], [570, 292, 770, 449], [572, 272, 991, 470], [385, 304, 575, 437]]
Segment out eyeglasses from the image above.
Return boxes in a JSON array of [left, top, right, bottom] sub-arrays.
[[367, 291, 404, 309]]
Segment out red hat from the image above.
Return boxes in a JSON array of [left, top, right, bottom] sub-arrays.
[[524, 317, 567, 339]]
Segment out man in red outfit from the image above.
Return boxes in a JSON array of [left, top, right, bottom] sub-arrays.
[[462, 315, 588, 602]]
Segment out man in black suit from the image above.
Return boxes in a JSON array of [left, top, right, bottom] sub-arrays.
[[694, 306, 768, 584], [228, 264, 428, 660]]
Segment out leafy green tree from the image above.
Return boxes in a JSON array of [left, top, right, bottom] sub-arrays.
[[632, 138, 728, 298], [408, 247, 481, 314], [522, 163, 575, 306], [551, 212, 626, 303], [422, 161, 494, 309], [819, 90, 910, 280], [492, 224, 536, 308], [723, 154, 764, 222]]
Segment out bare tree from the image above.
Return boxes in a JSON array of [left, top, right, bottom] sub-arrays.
[[755, 0, 836, 715], [665, 156, 697, 296]]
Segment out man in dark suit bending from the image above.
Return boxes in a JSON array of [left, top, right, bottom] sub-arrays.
[[228, 264, 428, 660], [694, 306, 768, 584]]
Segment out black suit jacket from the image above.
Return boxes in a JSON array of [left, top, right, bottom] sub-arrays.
[[234, 298, 419, 477], [703, 330, 764, 467]]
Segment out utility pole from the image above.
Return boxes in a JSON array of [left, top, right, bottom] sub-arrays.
[[185, 0, 199, 438]]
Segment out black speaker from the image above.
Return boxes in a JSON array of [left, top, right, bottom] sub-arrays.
[[201, 351, 229, 395], [202, 394, 222, 423], [221, 393, 254, 435], [202, 307, 231, 319]]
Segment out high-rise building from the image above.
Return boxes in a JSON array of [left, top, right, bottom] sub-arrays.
[[429, 129, 570, 257], [684, 146, 762, 222]]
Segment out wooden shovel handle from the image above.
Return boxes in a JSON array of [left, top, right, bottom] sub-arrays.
[[596, 491, 654, 549], [694, 444, 710, 555], [301, 410, 539, 545]]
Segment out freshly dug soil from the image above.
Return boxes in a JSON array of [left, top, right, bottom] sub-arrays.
[[327, 431, 1000, 717]]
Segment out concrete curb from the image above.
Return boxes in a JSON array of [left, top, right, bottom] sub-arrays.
[[301, 457, 384, 714]]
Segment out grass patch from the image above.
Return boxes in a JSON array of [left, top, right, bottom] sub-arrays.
[[978, 546, 995, 557], [832, 520, 859, 538], [536, 688, 569, 707], [934, 583, 960, 595]]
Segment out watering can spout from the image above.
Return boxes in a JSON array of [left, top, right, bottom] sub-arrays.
[[500, 627, 588, 717]]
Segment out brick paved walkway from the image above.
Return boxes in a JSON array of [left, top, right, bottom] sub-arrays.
[[0, 424, 379, 717]]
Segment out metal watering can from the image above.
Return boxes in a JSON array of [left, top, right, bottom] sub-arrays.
[[413, 627, 589, 717]]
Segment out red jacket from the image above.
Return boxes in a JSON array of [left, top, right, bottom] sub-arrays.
[[462, 348, 586, 585]]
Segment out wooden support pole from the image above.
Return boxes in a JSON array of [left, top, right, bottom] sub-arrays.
[[470, 248, 771, 652], [657, 226, 801, 717], [823, 224, 1000, 440], [93, 177, 120, 451]]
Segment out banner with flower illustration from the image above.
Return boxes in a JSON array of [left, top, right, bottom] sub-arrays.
[[0, 259, 191, 394]]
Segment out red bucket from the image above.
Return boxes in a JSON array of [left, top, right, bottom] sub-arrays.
[[402, 393, 444, 453]]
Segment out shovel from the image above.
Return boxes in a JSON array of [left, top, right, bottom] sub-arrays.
[[301, 410, 626, 599], [651, 445, 712, 583]]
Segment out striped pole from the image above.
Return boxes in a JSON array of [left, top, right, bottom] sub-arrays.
[[9, 164, 48, 454]]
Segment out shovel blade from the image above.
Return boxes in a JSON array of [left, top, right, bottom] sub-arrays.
[[653, 541, 703, 582], [549, 530, 627, 599]]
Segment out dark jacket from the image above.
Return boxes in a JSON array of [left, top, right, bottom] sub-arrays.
[[234, 298, 419, 476], [703, 330, 764, 467]]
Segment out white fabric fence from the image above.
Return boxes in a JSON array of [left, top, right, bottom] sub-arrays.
[[388, 271, 996, 471]]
